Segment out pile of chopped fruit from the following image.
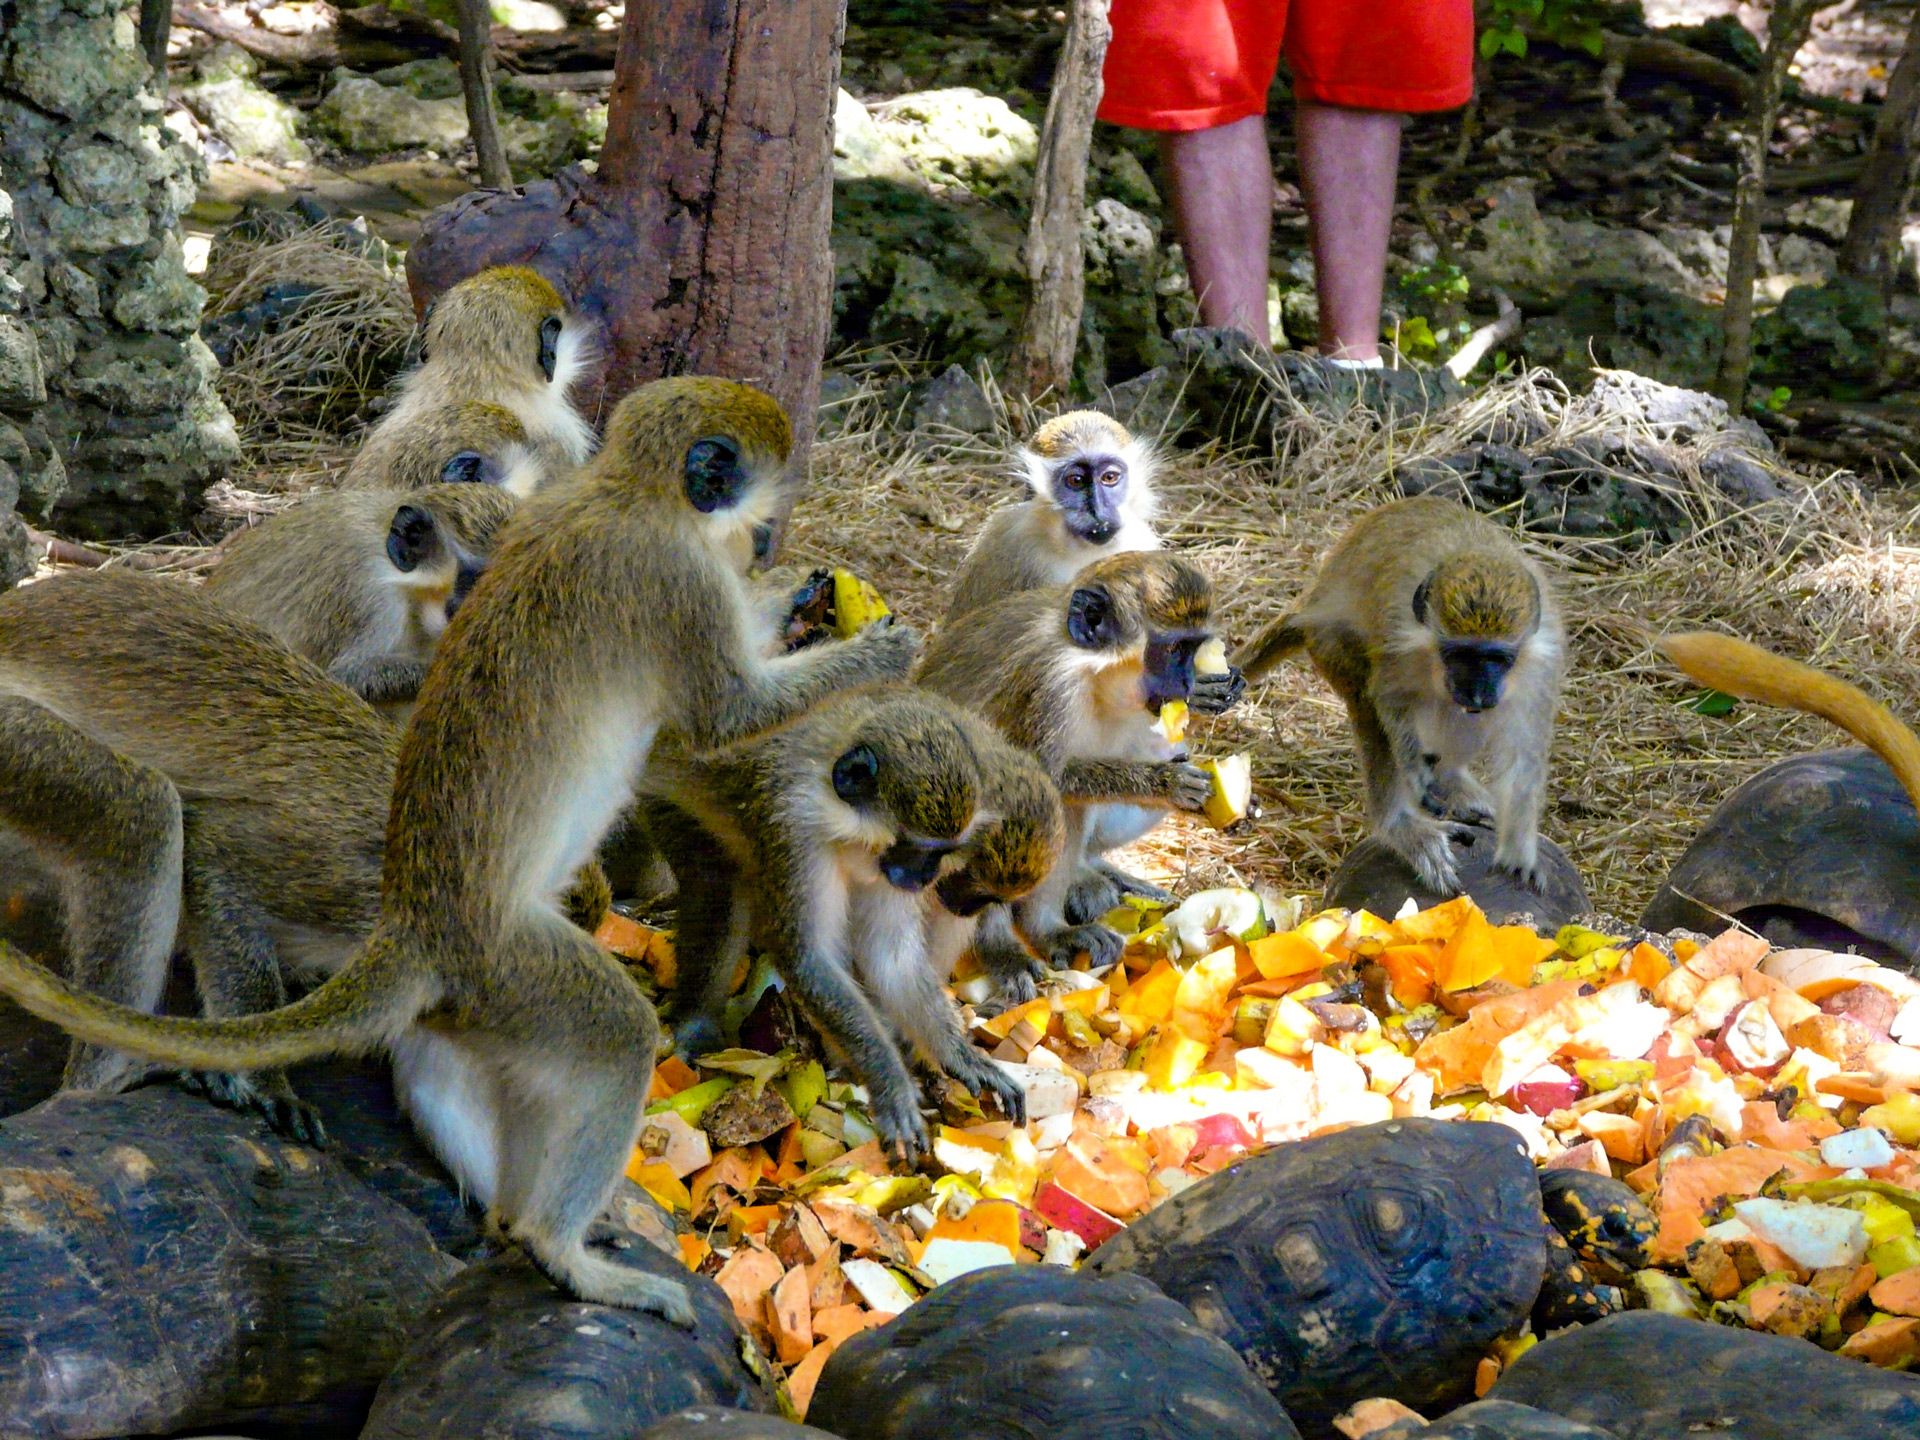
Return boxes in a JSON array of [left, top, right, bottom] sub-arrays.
[[597, 889, 1920, 1418]]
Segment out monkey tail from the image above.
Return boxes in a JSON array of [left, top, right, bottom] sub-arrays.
[[1234, 612, 1308, 681], [0, 936, 435, 1073], [1660, 630, 1920, 811]]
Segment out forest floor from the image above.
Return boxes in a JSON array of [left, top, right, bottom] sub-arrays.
[[141, 0, 1920, 922]]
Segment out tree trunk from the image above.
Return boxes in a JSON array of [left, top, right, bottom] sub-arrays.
[[454, 0, 514, 189], [405, 0, 846, 524], [1839, 8, 1920, 299], [1713, 0, 1828, 410], [1010, 0, 1111, 400]]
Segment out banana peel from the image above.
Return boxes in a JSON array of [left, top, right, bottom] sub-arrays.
[[831, 569, 891, 637]]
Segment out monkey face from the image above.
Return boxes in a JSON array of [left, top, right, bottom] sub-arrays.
[[1143, 631, 1204, 713], [934, 869, 999, 916], [878, 836, 962, 892], [1439, 640, 1516, 712], [1054, 453, 1128, 546]]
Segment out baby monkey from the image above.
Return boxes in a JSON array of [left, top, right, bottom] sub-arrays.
[[1236, 495, 1564, 895], [205, 483, 516, 717], [651, 687, 1046, 1157]]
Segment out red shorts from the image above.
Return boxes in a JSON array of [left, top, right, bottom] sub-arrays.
[[1098, 0, 1475, 131]]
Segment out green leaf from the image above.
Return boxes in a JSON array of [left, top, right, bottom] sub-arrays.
[[1683, 689, 1738, 718], [1503, 30, 1530, 56], [1480, 28, 1507, 59], [1577, 25, 1605, 56]]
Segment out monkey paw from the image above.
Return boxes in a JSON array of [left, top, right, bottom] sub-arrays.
[[1047, 922, 1123, 971], [852, 617, 923, 676], [1419, 781, 1494, 827], [1389, 824, 1465, 898], [541, 1248, 699, 1327], [1189, 667, 1247, 715], [1064, 872, 1123, 928], [177, 1069, 329, 1147], [1494, 851, 1546, 891], [1167, 762, 1213, 813], [869, 1084, 933, 1165], [951, 1051, 1027, 1125], [667, 1012, 724, 1063]]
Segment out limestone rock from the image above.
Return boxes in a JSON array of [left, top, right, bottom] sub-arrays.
[[0, 315, 45, 409], [833, 88, 917, 184], [178, 45, 312, 165], [314, 70, 469, 154], [870, 87, 1037, 202], [910, 363, 994, 434], [1752, 278, 1886, 388]]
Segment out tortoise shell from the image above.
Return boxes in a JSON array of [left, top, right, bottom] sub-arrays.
[[809, 1264, 1298, 1440], [1640, 749, 1920, 967], [1088, 1118, 1545, 1431], [1324, 822, 1591, 931], [1494, 1311, 1920, 1437], [641, 1410, 840, 1439]]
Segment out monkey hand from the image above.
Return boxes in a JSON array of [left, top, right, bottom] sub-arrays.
[[1064, 870, 1123, 928], [1493, 839, 1546, 892], [1385, 816, 1467, 898], [1163, 762, 1215, 813], [177, 1069, 329, 1147], [1045, 921, 1124, 972], [1419, 779, 1494, 828], [868, 1078, 933, 1165], [847, 615, 923, 676], [1188, 665, 1247, 715], [948, 1049, 1028, 1125], [668, 1012, 725, 1064]]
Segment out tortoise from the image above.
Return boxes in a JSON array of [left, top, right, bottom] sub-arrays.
[[1492, 1310, 1920, 1438], [641, 1411, 840, 1439], [1325, 822, 1591, 931], [808, 1264, 1301, 1440], [1086, 1118, 1655, 1437], [1640, 748, 1920, 969], [361, 1226, 779, 1440]]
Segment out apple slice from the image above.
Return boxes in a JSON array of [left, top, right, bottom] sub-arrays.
[[1199, 754, 1253, 829]]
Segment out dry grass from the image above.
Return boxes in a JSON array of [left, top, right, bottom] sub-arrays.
[[785, 360, 1920, 920], [202, 221, 411, 490]]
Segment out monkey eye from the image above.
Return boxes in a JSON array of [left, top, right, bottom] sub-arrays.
[[684, 436, 747, 513], [440, 450, 491, 484], [832, 744, 880, 806], [1098, 467, 1124, 486], [1061, 466, 1091, 491], [538, 315, 563, 381]]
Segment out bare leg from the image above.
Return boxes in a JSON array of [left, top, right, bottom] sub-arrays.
[[1295, 103, 1404, 361], [1158, 114, 1274, 344]]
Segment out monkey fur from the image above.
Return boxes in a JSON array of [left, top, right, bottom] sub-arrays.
[[0, 377, 919, 1320], [917, 551, 1222, 1001], [205, 483, 517, 719], [1235, 495, 1564, 895], [944, 410, 1161, 625], [0, 567, 612, 1140], [339, 267, 596, 494], [648, 686, 1055, 1156]]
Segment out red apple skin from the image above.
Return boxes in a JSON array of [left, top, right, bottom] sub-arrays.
[[1032, 1182, 1125, 1248], [1820, 985, 1897, 1042], [1190, 1113, 1257, 1152], [1512, 1069, 1585, 1117]]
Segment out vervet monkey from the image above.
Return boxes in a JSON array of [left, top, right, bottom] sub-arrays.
[[1660, 631, 1920, 799], [0, 568, 611, 1139], [917, 552, 1221, 997], [205, 483, 517, 716], [651, 687, 1044, 1156], [1236, 495, 1564, 895], [0, 377, 919, 1320], [944, 410, 1161, 624], [340, 267, 595, 493]]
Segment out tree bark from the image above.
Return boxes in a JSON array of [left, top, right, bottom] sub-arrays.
[[406, 0, 846, 517], [1010, 0, 1111, 400], [453, 0, 514, 189], [1713, 0, 1828, 410], [1839, 8, 1920, 299]]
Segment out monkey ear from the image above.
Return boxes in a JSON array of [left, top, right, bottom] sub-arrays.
[[386, 505, 439, 573], [1411, 576, 1431, 625], [538, 315, 563, 382], [684, 435, 747, 513], [1066, 585, 1116, 648], [831, 744, 880, 806], [440, 450, 495, 485]]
